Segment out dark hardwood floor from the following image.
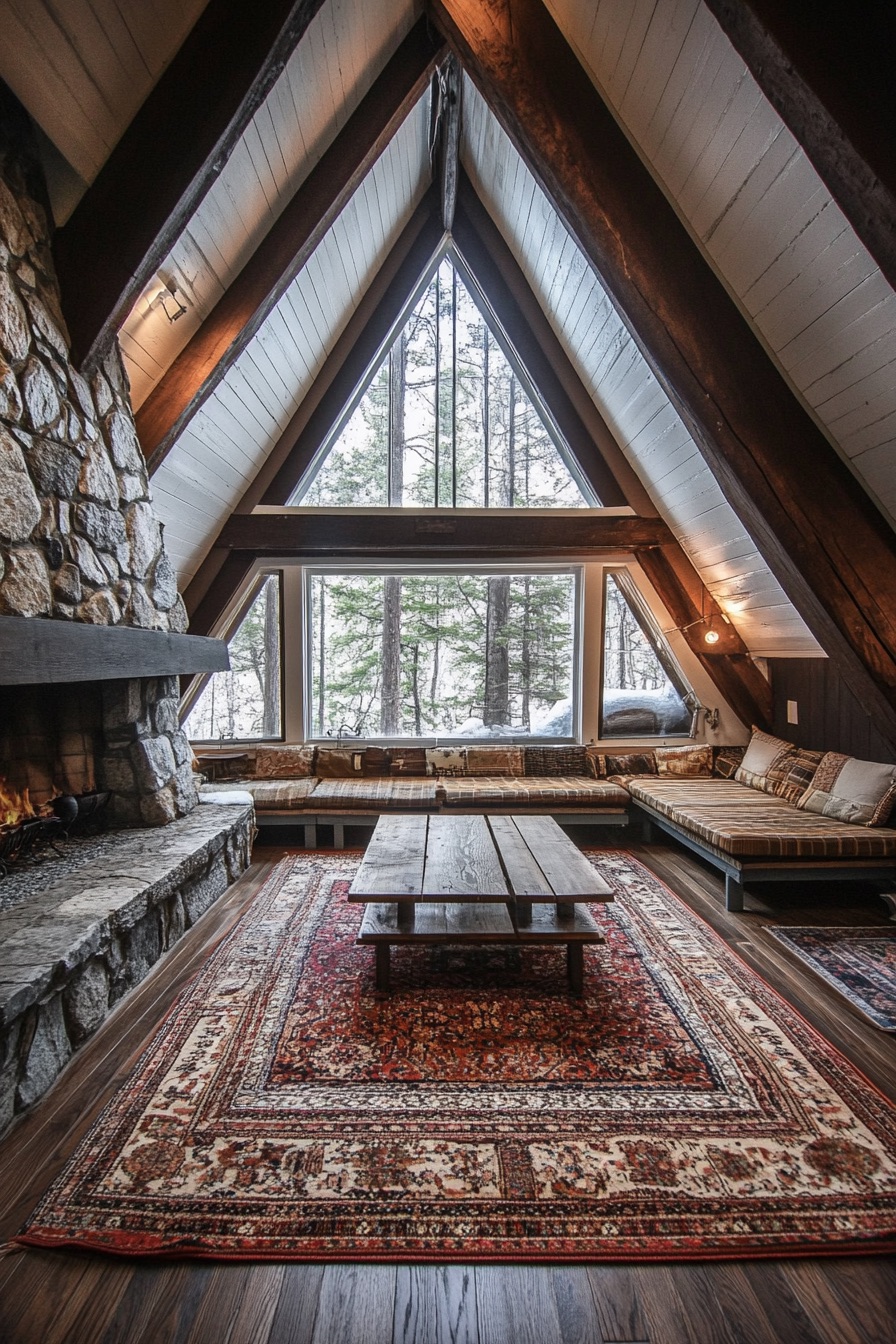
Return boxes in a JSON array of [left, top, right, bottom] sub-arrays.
[[1, 838, 894, 1344]]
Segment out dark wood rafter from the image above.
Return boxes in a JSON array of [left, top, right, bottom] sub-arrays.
[[215, 512, 672, 558], [428, 0, 896, 752], [432, 53, 462, 231], [138, 19, 446, 473], [187, 553, 260, 639], [702, 0, 896, 291], [53, 0, 328, 370], [453, 175, 641, 511], [636, 546, 773, 730]]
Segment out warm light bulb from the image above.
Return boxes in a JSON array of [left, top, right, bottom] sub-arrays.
[[704, 626, 720, 645]]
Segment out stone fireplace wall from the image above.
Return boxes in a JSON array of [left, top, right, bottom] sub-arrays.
[[0, 99, 197, 823]]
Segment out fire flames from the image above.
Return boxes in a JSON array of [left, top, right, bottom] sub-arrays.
[[0, 778, 53, 829]]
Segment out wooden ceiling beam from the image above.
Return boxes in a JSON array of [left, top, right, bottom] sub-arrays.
[[138, 19, 445, 473], [53, 0, 328, 370], [216, 513, 672, 558], [428, 0, 896, 751], [433, 54, 462, 231], [703, 0, 896, 291]]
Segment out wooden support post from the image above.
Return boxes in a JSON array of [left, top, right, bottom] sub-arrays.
[[567, 943, 584, 996], [725, 874, 746, 913]]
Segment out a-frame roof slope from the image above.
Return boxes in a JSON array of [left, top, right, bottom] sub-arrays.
[[4, 0, 896, 738]]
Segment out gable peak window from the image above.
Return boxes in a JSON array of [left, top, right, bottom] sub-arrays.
[[290, 253, 597, 509]]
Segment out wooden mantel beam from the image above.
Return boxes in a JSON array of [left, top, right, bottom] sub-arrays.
[[217, 512, 672, 558], [427, 0, 896, 751], [702, 0, 896, 291], [53, 0, 328, 370], [138, 19, 445, 473]]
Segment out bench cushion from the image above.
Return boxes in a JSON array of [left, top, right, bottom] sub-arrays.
[[628, 778, 896, 858], [202, 778, 317, 810], [308, 778, 440, 809], [440, 775, 629, 808]]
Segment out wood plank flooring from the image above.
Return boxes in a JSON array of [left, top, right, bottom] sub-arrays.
[[1, 839, 895, 1344]]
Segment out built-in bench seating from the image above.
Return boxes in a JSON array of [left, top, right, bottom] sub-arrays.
[[198, 734, 896, 911]]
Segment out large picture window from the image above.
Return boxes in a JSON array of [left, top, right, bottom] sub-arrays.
[[307, 567, 579, 740]]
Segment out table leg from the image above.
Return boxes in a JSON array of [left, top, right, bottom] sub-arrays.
[[567, 943, 584, 996], [375, 943, 391, 992], [515, 899, 532, 926], [556, 901, 575, 921]]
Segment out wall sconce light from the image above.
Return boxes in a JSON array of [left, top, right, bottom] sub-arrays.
[[159, 282, 187, 323], [704, 706, 720, 730]]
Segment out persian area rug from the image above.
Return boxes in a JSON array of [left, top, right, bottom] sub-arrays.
[[765, 925, 896, 1032], [16, 852, 896, 1262]]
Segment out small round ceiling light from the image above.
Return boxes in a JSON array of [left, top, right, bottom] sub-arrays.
[[704, 623, 720, 645]]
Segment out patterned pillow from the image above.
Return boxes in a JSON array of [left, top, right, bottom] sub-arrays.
[[798, 752, 896, 827], [734, 727, 795, 793], [254, 744, 316, 779], [360, 746, 392, 776], [655, 744, 713, 777], [524, 746, 587, 776], [390, 748, 428, 776], [765, 746, 824, 805], [425, 747, 467, 777], [464, 746, 525, 777], [713, 745, 746, 778], [587, 750, 657, 778], [316, 747, 365, 778]]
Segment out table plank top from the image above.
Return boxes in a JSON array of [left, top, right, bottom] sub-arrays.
[[348, 812, 613, 904]]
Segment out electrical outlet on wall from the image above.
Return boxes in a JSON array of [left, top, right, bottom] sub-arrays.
[[786, 700, 799, 725]]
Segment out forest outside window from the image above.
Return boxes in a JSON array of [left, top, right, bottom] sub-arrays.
[[184, 575, 282, 742], [290, 254, 596, 509], [600, 570, 694, 738], [307, 567, 579, 740]]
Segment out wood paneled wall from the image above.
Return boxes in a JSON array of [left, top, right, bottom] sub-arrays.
[[769, 658, 895, 762]]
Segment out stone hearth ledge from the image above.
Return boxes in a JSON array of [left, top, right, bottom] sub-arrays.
[[0, 804, 253, 1133]]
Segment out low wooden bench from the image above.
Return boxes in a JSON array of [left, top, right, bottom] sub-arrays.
[[349, 813, 613, 994]]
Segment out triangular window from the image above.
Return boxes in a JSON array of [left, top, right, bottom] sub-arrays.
[[184, 576, 282, 741], [600, 571, 695, 737], [290, 254, 597, 508]]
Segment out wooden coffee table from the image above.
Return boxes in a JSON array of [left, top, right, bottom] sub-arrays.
[[349, 814, 613, 994]]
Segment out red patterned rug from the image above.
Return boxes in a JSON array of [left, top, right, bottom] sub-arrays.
[[16, 852, 896, 1262]]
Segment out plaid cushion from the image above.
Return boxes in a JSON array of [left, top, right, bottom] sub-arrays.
[[799, 753, 896, 827], [390, 748, 428, 776], [440, 776, 629, 807], [425, 747, 467, 777], [765, 746, 823, 805], [735, 727, 795, 793], [587, 750, 657, 779], [308, 778, 439, 809], [713, 746, 747, 778], [628, 778, 896, 858], [209, 778, 316, 810], [316, 747, 365, 778], [523, 746, 587, 776]]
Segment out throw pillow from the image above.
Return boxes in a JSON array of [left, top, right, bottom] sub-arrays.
[[798, 752, 896, 827], [735, 727, 795, 793], [655, 744, 713, 777], [765, 746, 824, 805], [425, 747, 467, 777], [587, 750, 657, 778], [524, 746, 587, 776], [316, 747, 364, 778], [464, 746, 525, 776], [254, 744, 316, 779], [713, 745, 746, 778], [390, 748, 428, 776]]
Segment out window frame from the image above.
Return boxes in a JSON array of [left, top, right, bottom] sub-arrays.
[[302, 561, 584, 745]]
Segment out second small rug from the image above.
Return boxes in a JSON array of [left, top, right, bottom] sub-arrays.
[[765, 925, 896, 1031]]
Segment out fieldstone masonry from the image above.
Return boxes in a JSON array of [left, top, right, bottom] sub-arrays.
[[0, 108, 198, 826], [0, 805, 254, 1135]]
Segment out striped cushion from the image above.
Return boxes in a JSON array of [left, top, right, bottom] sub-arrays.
[[628, 778, 896, 858], [308, 778, 439, 809], [205, 778, 317, 810], [440, 776, 629, 807]]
